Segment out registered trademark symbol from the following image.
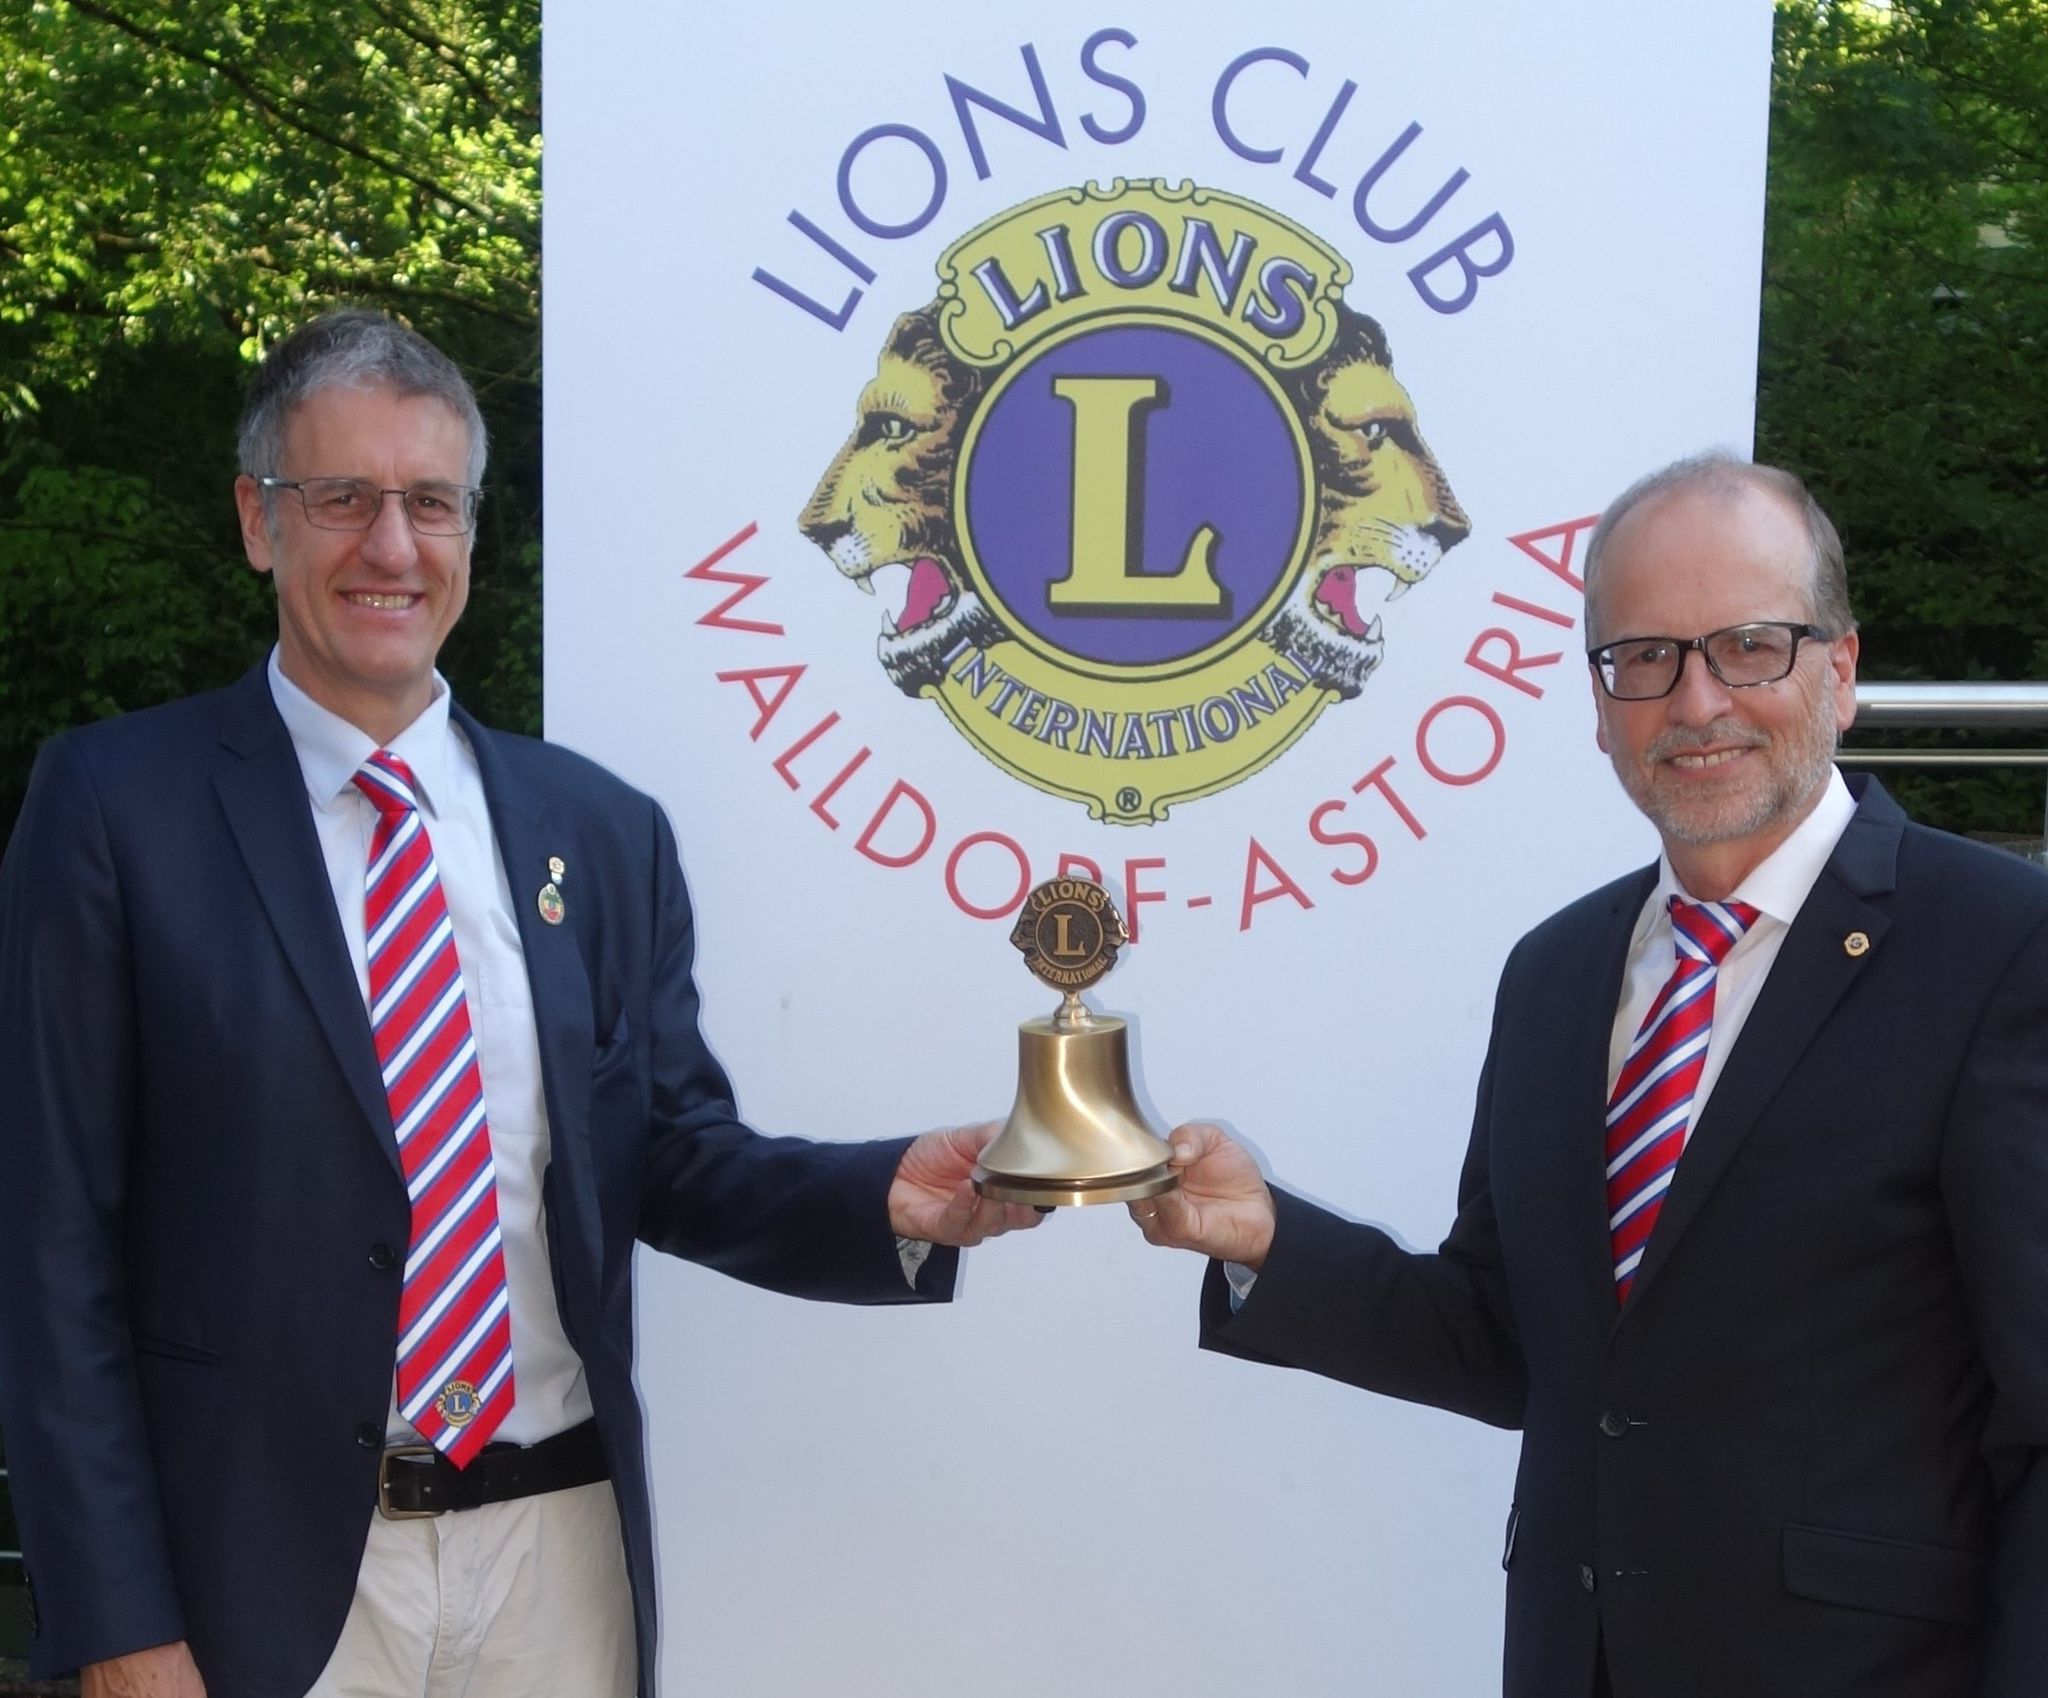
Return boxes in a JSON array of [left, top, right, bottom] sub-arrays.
[[1116, 786, 1142, 813]]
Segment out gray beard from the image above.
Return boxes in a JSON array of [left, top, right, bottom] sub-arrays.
[[1618, 701, 1841, 848]]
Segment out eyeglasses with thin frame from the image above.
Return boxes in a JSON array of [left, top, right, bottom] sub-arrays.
[[1587, 621, 1834, 701], [257, 476, 482, 537]]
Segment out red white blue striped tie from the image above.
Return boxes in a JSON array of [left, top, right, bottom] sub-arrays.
[[354, 751, 514, 1465], [1605, 896, 1759, 1303]]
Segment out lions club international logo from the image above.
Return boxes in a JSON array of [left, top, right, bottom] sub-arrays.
[[800, 179, 1469, 824]]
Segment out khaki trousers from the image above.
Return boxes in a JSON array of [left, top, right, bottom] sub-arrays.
[[305, 1479, 636, 1698]]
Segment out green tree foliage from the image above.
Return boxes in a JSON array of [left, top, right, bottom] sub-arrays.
[[0, 0, 540, 832], [0, 1, 2043, 840], [1762, 0, 2048, 834]]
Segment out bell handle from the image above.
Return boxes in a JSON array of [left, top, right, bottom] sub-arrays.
[[1051, 990, 1094, 1032]]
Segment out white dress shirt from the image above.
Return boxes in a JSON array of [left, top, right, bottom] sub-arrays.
[[268, 650, 593, 1445], [1606, 768, 1858, 1125]]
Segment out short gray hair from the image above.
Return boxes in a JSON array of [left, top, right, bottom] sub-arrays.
[[237, 309, 488, 487], [1583, 452, 1853, 643]]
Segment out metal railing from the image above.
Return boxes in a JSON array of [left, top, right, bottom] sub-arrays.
[[1843, 681, 2048, 843], [1853, 680, 2048, 735]]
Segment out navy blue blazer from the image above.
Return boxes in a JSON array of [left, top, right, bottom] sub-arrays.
[[0, 663, 955, 1695], [1203, 778, 2048, 1698]]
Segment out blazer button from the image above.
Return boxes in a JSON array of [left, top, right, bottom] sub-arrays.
[[1598, 1409, 1629, 1439], [1580, 1564, 1597, 1593], [356, 1422, 383, 1449], [368, 1242, 397, 1271]]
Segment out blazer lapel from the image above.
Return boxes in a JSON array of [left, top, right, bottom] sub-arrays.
[[457, 710, 596, 1176], [211, 667, 397, 1172], [1620, 781, 1904, 1316]]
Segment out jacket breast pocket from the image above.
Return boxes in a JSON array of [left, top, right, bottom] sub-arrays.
[[1782, 1522, 1985, 1625], [1737, 1093, 1896, 1173]]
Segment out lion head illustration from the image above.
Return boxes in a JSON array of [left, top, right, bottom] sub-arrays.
[[799, 304, 1011, 695], [1265, 304, 1471, 698], [802, 296, 1467, 708]]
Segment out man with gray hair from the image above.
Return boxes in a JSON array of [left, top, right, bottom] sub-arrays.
[[1129, 453, 2048, 1696], [0, 309, 1038, 1697]]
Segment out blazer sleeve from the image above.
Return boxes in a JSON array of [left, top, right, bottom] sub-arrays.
[[631, 800, 956, 1303], [1939, 908, 2048, 1697], [1198, 1008, 1526, 1430], [0, 737, 188, 1672]]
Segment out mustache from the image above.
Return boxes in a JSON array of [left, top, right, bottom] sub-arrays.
[[1645, 721, 1769, 762]]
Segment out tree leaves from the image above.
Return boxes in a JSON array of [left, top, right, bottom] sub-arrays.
[[1762, 0, 2048, 835], [1, 0, 538, 385], [0, 0, 540, 837], [0, 0, 2042, 840]]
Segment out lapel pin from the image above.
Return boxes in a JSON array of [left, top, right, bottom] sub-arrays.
[[1844, 930, 1870, 958], [549, 855, 566, 882], [538, 879, 566, 926]]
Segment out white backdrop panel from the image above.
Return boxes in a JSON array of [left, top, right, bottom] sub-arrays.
[[544, 3, 1772, 1692]]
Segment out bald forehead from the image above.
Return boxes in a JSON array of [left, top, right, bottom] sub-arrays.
[[1616, 472, 1805, 543], [1590, 479, 1813, 642]]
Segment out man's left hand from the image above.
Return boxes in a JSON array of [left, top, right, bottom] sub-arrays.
[[888, 1123, 1047, 1246]]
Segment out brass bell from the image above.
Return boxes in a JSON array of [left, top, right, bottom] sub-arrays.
[[972, 879, 1177, 1208]]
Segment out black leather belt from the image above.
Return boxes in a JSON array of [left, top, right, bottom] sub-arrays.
[[377, 1418, 608, 1519]]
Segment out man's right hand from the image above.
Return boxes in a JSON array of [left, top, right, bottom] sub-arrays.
[[81, 1641, 206, 1697], [1126, 1121, 1277, 1270]]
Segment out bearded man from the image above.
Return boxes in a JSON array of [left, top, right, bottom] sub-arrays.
[[1129, 454, 2048, 1698]]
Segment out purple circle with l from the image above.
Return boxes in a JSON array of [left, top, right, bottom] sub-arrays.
[[959, 319, 1307, 673]]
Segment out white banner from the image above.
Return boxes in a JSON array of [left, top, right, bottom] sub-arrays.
[[544, 3, 1772, 1690]]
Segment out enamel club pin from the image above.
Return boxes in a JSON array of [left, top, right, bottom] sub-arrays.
[[538, 855, 566, 925]]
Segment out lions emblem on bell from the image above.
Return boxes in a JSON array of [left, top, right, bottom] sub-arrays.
[[799, 179, 1469, 824]]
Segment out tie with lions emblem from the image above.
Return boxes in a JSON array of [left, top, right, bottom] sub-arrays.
[[354, 750, 515, 1464]]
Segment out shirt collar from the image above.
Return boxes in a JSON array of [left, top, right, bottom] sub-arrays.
[[266, 646, 456, 818], [1641, 765, 1858, 939]]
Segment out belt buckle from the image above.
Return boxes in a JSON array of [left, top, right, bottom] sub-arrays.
[[377, 1443, 444, 1520]]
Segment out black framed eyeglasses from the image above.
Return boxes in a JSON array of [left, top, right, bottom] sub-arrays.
[[1588, 621, 1833, 701], [258, 476, 482, 536]]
